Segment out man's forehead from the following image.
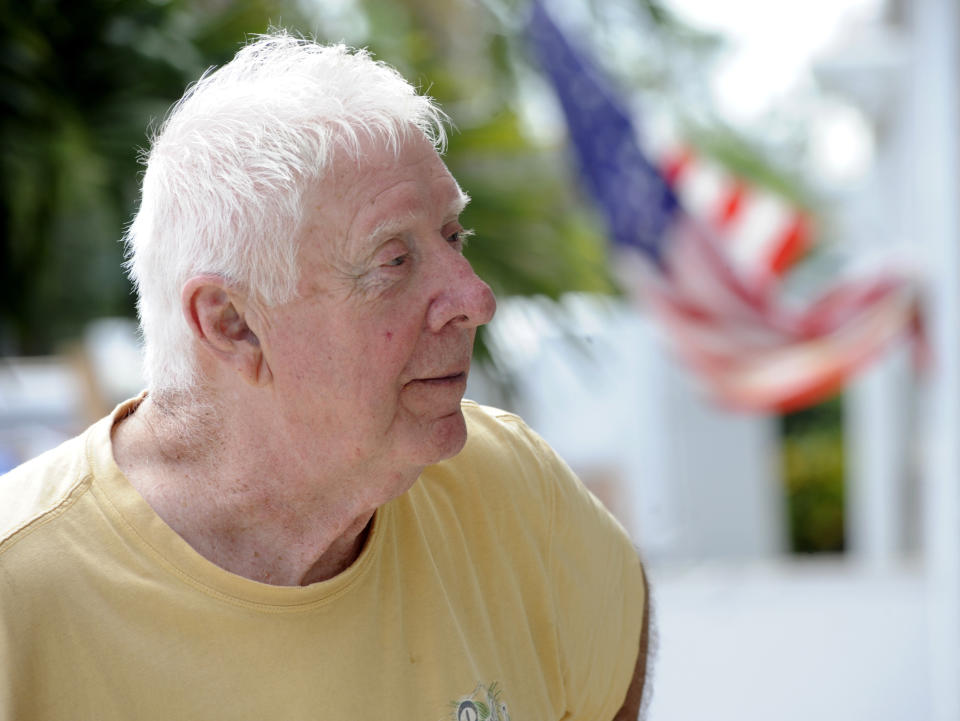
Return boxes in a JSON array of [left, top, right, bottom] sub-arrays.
[[327, 132, 446, 184], [445, 188, 471, 218], [300, 139, 469, 262], [363, 189, 469, 243]]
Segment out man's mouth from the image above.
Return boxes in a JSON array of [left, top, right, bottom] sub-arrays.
[[413, 371, 467, 385]]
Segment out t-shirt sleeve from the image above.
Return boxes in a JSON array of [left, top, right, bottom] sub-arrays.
[[509, 418, 646, 720]]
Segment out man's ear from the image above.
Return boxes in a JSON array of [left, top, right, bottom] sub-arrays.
[[181, 275, 272, 386]]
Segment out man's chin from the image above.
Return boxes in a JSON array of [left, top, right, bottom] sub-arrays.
[[419, 407, 469, 465]]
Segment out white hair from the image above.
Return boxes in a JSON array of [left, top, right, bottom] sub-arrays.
[[124, 31, 448, 396]]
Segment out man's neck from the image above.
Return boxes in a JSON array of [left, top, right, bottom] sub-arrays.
[[110, 394, 394, 586]]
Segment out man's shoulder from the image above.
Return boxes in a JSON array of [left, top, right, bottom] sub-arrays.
[[457, 400, 559, 476], [0, 424, 98, 550], [406, 401, 560, 565], [459, 399, 547, 457], [434, 400, 570, 509], [454, 399, 633, 545]]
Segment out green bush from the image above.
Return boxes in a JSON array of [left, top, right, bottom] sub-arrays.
[[781, 397, 845, 553]]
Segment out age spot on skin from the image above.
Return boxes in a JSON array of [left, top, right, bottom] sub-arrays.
[[384, 331, 393, 342]]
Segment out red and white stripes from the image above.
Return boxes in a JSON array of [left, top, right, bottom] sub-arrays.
[[659, 144, 814, 295], [626, 143, 922, 413]]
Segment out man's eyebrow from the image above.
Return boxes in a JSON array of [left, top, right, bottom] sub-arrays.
[[366, 214, 415, 245], [449, 190, 470, 219], [365, 191, 471, 244]]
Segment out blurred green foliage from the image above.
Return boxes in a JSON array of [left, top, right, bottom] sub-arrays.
[[781, 396, 845, 553], [0, 0, 306, 354]]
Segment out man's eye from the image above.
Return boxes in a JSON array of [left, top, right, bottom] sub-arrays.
[[385, 255, 407, 267], [449, 228, 474, 249]]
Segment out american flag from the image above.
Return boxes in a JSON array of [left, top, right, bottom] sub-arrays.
[[658, 143, 813, 296], [527, 0, 921, 413]]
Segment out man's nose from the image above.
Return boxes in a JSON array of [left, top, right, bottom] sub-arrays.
[[427, 252, 497, 333]]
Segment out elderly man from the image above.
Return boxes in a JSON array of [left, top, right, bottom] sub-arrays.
[[0, 32, 648, 720]]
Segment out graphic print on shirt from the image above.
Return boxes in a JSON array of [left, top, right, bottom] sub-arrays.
[[448, 681, 511, 721]]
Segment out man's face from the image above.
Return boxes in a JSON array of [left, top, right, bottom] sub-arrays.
[[261, 134, 496, 477]]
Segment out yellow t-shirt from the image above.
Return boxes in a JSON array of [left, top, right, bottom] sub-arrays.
[[0, 399, 644, 721]]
